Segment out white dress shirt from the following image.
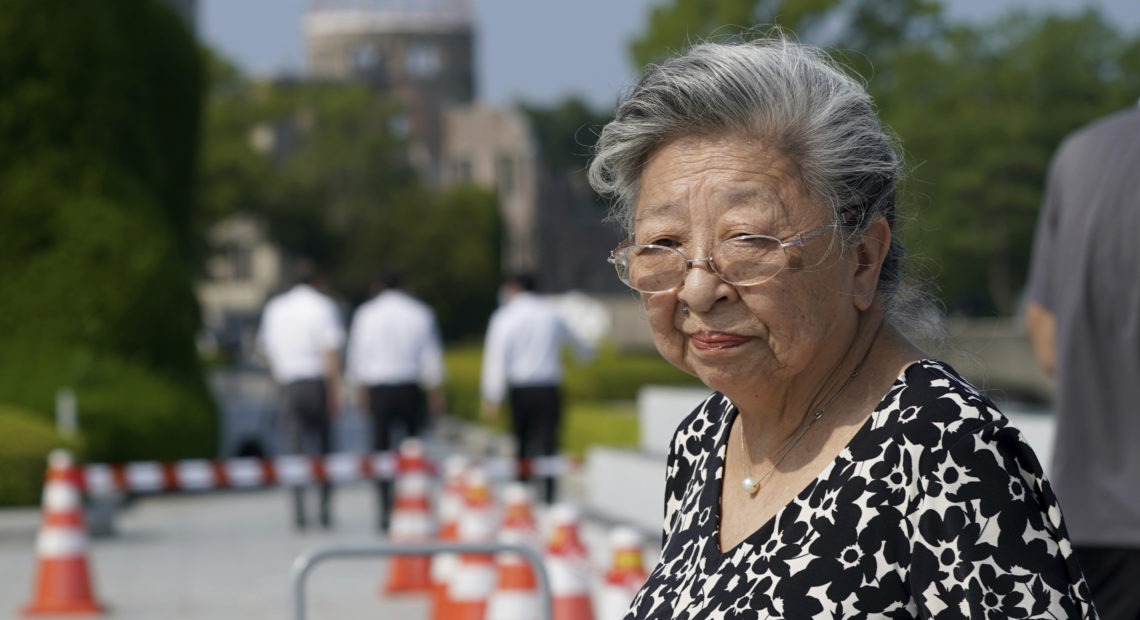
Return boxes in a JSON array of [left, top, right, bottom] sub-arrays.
[[345, 289, 445, 388], [257, 284, 345, 384], [480, 291, 593, 403]]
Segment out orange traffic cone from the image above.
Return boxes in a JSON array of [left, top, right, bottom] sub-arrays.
[[599, 527, 648, 620], [487, 482, 542, 619], [441, 466, 499, 620], [545, 504, 595, 620], [382, 438, 436, 595], [429, 454, 468, 620], [22, 449, 104, 616]]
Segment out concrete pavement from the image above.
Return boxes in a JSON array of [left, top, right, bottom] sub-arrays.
[[0, 451, 654, 620]]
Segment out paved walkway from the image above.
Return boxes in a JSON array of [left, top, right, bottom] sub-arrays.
[[0, 454, 646, 620]]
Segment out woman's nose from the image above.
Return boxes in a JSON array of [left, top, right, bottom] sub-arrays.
[[676, 258, 733, 312]]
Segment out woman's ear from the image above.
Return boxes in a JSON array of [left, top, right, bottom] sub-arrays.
[[852, 216, 891, 311]]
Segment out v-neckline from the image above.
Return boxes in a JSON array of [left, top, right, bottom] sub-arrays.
[[706, 370, 906, 558]]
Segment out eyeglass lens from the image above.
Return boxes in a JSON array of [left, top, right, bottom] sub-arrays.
[[617, 236, 785, 292]]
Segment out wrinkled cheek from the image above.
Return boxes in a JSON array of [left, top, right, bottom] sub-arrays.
[[642, 293, 690, 373]]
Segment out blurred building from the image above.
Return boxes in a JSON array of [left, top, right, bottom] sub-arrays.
[[198, 0, 623, 359], [304, 0, 475, 184], [298, 0, 624, 286], [441, 103, 541, 274], [196, 214, 284, 360]]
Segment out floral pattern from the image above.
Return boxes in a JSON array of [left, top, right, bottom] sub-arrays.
[[624, 360, 1097, 619]]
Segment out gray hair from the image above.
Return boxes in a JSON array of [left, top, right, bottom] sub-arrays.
[[588, 35, 936, 332]]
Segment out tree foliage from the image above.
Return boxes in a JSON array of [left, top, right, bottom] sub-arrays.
[[881, 9, 1138, 313], [197, 60, 502, 340], [627, 0, 1140, 314], [0, 0, 216, 461]]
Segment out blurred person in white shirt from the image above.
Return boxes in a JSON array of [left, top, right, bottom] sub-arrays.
[[346, 271, 446, 533], [257, 257, 345, 530], [480, 273, 594, 503]]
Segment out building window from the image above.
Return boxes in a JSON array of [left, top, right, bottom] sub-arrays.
[[452, 158, 473, 184], [406, 43, 441, 79], [351, 44, 381, 74]]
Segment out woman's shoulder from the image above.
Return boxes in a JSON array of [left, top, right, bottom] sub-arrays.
[[877, 358, 1010, 443]]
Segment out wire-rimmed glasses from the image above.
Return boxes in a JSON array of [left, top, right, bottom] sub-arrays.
[[607, 224, 837, 293]]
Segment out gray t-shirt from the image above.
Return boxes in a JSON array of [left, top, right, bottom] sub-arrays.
[[1025, 106, 1140, 547]]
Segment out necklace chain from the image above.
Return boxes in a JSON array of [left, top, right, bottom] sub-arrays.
[[739, 363, 863, 495]]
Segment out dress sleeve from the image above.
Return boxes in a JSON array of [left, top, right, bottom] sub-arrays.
[[908, 420, 1096, 619], [662, 433, 683, 548]]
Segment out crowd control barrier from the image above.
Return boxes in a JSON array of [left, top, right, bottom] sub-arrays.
[[291, 541, 553, 620]]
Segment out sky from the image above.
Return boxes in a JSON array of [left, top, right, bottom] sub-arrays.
[[199, 0, 1140, 110]]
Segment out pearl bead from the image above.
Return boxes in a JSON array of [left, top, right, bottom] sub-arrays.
[[742, 477, 760, 494]]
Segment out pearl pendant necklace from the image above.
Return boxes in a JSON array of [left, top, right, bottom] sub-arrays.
[[739, 364, 863, 495]]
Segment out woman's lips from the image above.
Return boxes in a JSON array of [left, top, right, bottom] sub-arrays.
[[689, 332, 750, 351]]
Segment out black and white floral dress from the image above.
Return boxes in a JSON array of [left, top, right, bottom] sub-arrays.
[[624, 360, 1097, 619]]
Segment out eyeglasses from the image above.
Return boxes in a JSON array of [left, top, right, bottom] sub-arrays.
[[607, 224, 837, 293]]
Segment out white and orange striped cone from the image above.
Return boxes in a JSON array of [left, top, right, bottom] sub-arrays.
[[599, 527, 648, 620], [22, 449, 105, 616], [382, 438, 436, 595], [428, 454, 468, 620], [545, 504, 595, 620], [439, 466, 499, 620], [486, 482, 542, 620]]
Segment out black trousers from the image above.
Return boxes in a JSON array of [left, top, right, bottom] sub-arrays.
[[281, 378, 332, 528], [368, 382, 426, 532], [1074, 545, 1140, 620], [508, 384, 562, 504]]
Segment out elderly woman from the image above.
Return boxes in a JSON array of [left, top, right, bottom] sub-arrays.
[[588, 36, 1096, 618]]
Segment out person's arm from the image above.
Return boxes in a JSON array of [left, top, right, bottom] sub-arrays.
[[357, 384, 369, 416], [1024, 146, 1063, 379], [323, 348, 341, 418], [422, 315, 447, 418], [480, 312, 507, 422], [561, 318, 596, 364], [1025, 301, 1056, 377], [321, 301, 346, 418]]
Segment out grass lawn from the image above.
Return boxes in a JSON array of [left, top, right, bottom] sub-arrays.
[[563, 400, 639, 459]]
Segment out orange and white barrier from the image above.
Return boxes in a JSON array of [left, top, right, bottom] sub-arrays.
[[22, 449, 105, 616], [599, 527, 648, 620], [440, 466, 499, 620], [74, 452, 577, 497], [79, 452, 398, 496], [545, 504, 595, 620], [383, 439, 436, 595], [487, 482, 542, 620]]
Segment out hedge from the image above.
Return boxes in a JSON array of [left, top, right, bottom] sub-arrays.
[[443, 340, 701, 421], [0, 405, 84, 507]]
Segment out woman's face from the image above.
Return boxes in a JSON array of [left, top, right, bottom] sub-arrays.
[[633, 133, 868, 396]]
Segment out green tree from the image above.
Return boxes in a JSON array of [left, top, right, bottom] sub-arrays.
[[630, 0, 944, 74], [339, 185, 502, 341], [0, 0, 216, 462], [881, 10, 1139, 312], [626, 0, 1140, 314], [197, 62, 503, 340], [519, 97, 614, 172]]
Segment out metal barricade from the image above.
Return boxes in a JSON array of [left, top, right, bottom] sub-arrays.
[[291, 541, 553, 620]]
